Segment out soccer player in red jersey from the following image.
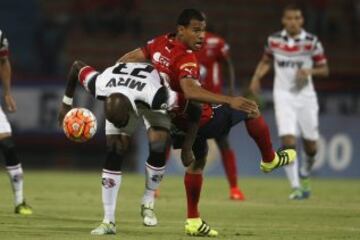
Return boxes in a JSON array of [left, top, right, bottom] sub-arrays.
[[195, 31, 244, 201], [118, 9, 295, 237]]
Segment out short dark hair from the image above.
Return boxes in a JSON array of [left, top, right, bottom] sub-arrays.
[[177, 8, 206, 26], [283, 4, 303, 15]]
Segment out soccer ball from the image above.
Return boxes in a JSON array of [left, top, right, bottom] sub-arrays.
[[62, 108, 97, 143]]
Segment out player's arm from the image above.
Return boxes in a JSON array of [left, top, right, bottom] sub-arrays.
[[58, 60, 96, 126], [296, 40, 329, 86], [221, 55, 236, 96], [0, 56, 16, 112], [180, 77, 259, 115], [117, 48, 148, 63], [249, 54, 273, 94]]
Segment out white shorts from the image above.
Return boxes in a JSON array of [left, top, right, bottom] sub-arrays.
[[274, 92, 319, 141], [0, 107, 12, 134]]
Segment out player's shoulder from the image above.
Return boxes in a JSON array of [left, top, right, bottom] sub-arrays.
[[205, 32, 226, 45], [303, 31, 320, 44], [268, 31, 283, 40]]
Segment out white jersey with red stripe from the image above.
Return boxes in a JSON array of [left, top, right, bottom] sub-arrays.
[[265, 29, 327, 96], [78, 62, 170, 114]]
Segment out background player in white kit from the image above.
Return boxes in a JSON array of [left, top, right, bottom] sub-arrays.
[[0, 30, 32, 214], [249, 5, 329, 199]]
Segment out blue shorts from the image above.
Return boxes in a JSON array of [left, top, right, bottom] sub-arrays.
[[198, 105, 248, 139], [171, 105, 248, 158]]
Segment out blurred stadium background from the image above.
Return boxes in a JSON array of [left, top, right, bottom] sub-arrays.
[[0, 1, 359, 239], [0, 0, 358, 177]]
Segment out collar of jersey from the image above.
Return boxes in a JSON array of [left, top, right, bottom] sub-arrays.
[[281, 29, 306, 41]]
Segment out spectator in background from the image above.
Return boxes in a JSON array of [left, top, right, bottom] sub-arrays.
[[304, 0, 329, 38], [74, 0, 142, 37], [348, 0, 360, 42]]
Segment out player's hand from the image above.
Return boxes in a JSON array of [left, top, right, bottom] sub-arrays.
[[58, 103, 72, 127], [181, 148, 195, 167], [229, 96, 259, 115], [296, 69, 311, 89], [4, 94, 17, 113]]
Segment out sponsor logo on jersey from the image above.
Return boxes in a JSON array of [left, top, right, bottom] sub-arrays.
[[106, 77, 147, 91], [153, 52, 170, 67], [179, 62, 197, 70], [276, 60, 304, 68]]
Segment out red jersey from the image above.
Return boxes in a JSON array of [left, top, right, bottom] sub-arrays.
[[195, 32, 229, 94], [142, 33, 214, 128], [141, 33, 200, 93]]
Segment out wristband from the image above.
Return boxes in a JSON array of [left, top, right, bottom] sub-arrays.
[[62, 96, 73, 105]]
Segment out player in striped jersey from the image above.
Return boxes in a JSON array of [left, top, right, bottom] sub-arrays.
[[0, 30, 32, 215], [249, 4, 329, 200]]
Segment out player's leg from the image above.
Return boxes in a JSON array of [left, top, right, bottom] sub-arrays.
[[298, 99, 320, 199], [273, 95, 302, 198], [215, 135, 244, 201], [281, 135, 303, 199], [0, 109, 32, 215], [140, 107, 171, 226], [300, 139, 317, 198], [237, 110, 296, 173], [184, 138, 218, 237], [91, 112, 138, 235]]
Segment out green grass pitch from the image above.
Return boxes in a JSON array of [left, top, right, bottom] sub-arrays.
[[0, 171, 359, 240]]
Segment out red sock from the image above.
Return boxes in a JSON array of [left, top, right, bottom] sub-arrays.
[[184, 172, 203, 218], [245, 116, 275, 162], [220, 149, 238, 188]]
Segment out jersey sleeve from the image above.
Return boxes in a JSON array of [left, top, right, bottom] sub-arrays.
[[175, 54, 200, 81], [311, 39, 327, 65], [218, 38, 230, 60], [141, 38, 156, 60], [78, 66, 99, 95], [264, 37, 273, 58], [0, 31, 9, 57]]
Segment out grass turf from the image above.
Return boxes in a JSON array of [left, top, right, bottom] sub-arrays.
[[0, 171, 359, 240]]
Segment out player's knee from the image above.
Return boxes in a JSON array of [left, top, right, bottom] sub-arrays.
[[189, 157, 207, 171], [106, 135, 130, 155], [147, 139, 170, 168], [104, 136, 129, 171], [0, 137, 20, 167], [305, 146, 317, 157]]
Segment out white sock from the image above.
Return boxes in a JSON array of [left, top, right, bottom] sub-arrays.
[[300, 155, 316, 178], [284, 158, 300, 189], [102, 169, 122, 224], [6, 164, 24, 206], [142, 163, 165, 205]]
